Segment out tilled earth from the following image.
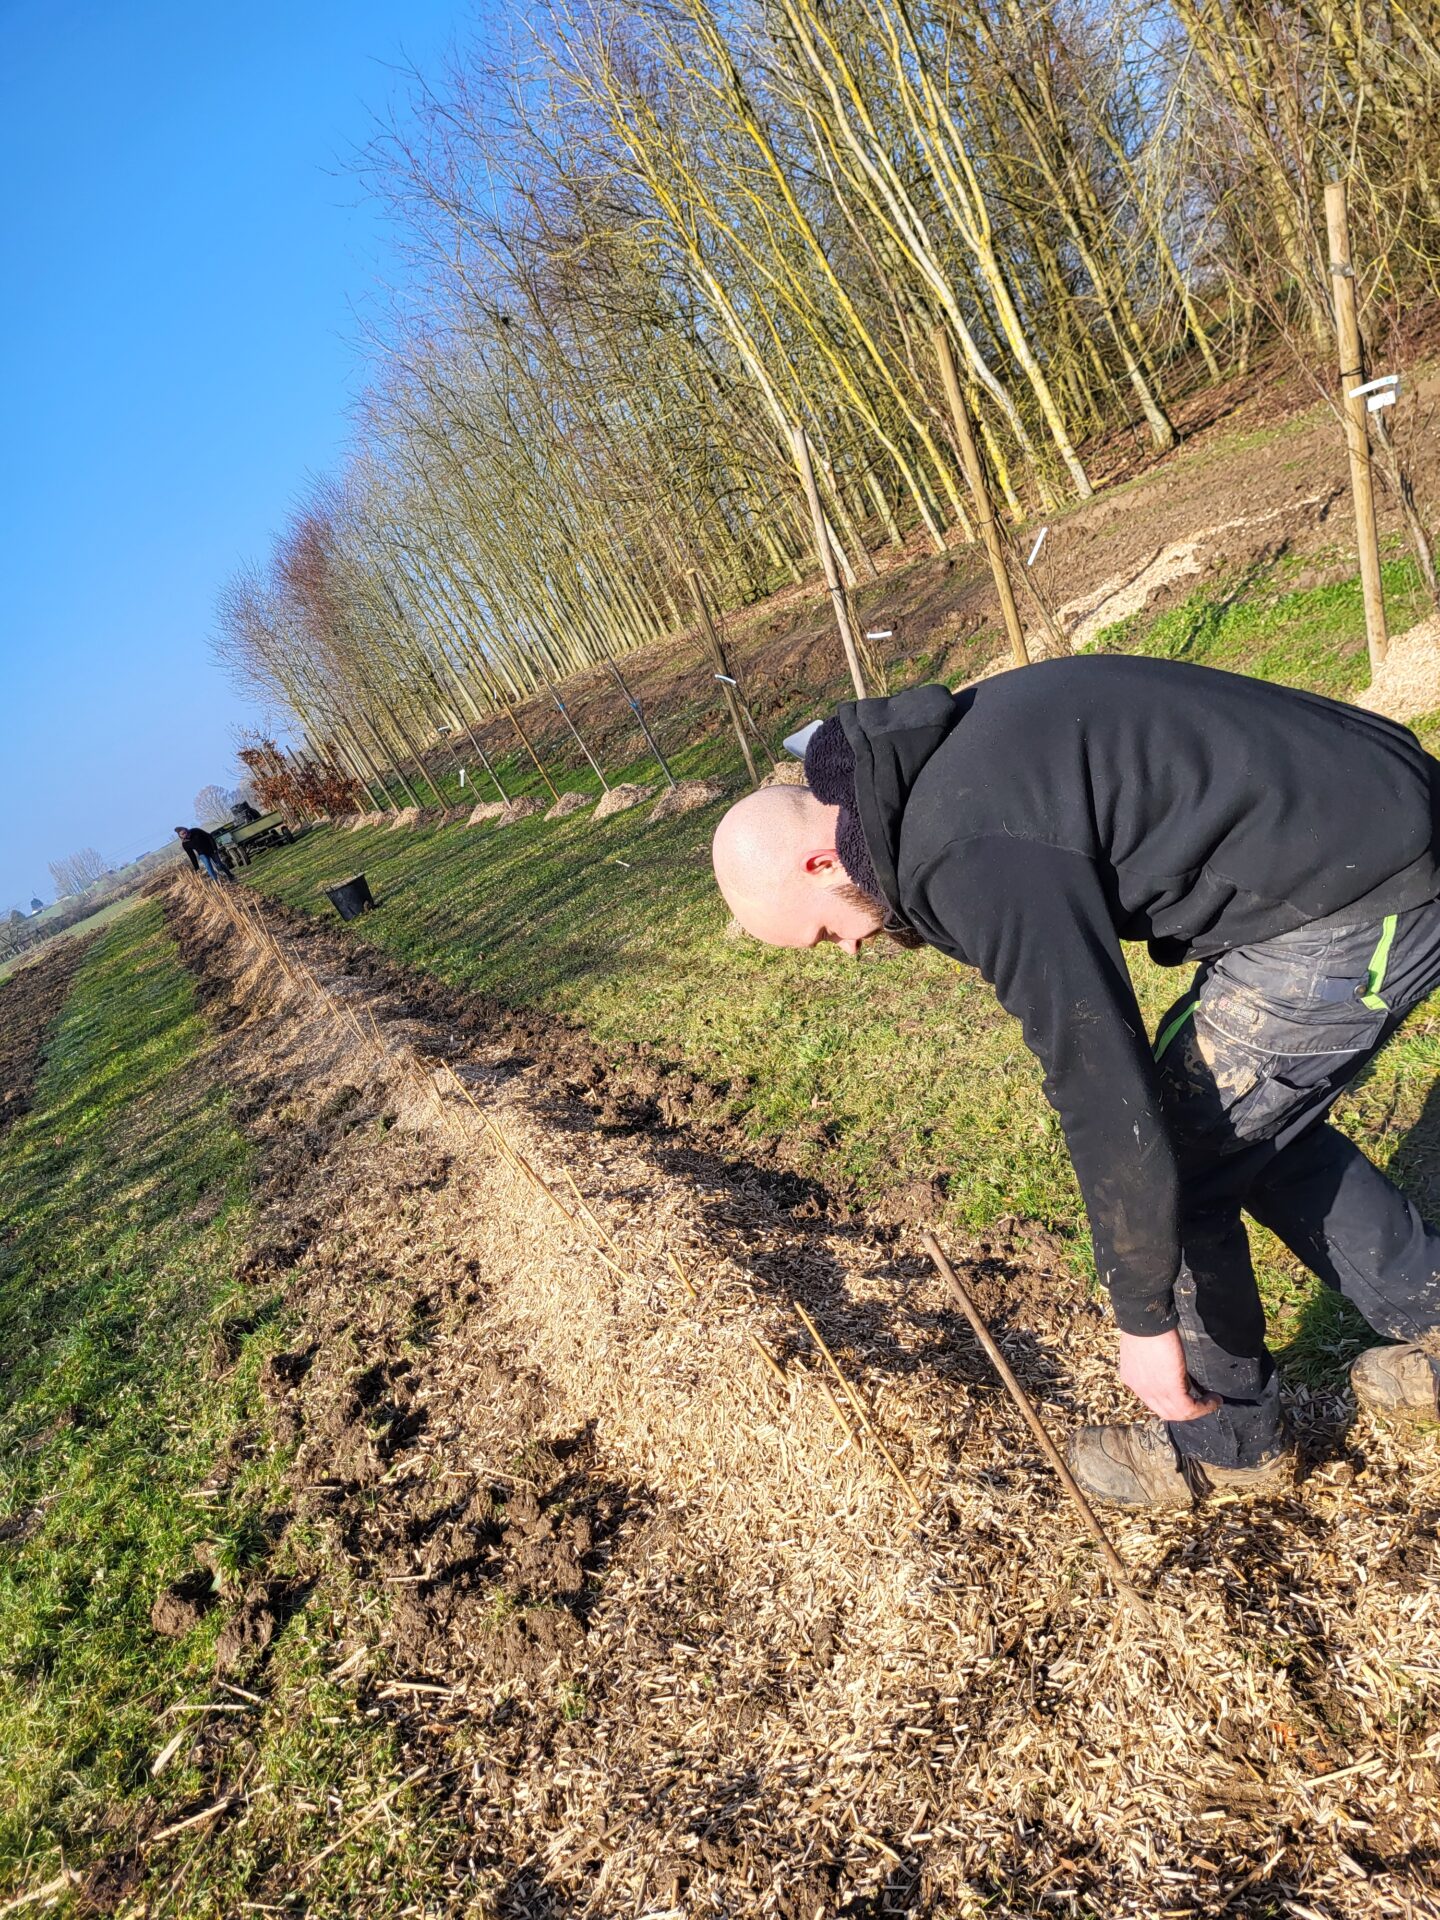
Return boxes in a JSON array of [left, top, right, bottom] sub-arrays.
[[0, 931, 102, 1136], [155, 878, 1440, 1918]]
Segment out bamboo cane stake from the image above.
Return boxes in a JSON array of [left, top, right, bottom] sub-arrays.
[[817, 1376, 861, 1453], [1325, 177, 1389, 671], [562, 1169, 634, 1272], [429, 1065, 637, 1284], [921, 1230, 1150, 1618], [934, 327, 1030, 670], [792, 1301, 922, 1511], [792, 425, 871, 698], [747, 1330, 788, 1388]]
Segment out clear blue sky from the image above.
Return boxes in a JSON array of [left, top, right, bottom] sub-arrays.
[[0, 0, 475, 909]]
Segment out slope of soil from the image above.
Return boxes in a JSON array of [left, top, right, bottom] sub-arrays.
[[152, 876, 1440, 1918]]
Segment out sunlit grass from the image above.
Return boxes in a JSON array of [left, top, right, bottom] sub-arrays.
[[0, 903, 459, 1913]]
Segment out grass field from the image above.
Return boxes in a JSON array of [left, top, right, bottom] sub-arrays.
[[0, 893, 145, 983], [244, 551, 1440, 1385], [0, 902, 453, 1912]]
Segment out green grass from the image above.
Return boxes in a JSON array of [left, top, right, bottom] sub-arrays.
[[1100, 551, 1431, 699], [0, 902, 457, 1913], [244, 549, 1440, 1390]]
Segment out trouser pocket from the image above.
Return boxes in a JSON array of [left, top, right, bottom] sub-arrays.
[[1155, 968, 1389, 1156]]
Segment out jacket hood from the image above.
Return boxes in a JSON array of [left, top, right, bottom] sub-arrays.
[[835, 683, 966, 912]]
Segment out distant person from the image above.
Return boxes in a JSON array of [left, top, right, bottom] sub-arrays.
[[712, 657, 1440, 1510], [175, 825, 232, 883]]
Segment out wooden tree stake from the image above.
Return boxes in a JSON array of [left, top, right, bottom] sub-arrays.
[[689, 569, 765, 789], [1325, 177, 1388, 671], [792, 425, 872, 698], [793, 1300, 922, 1510], [549, 689, 610, 792], [502, 702, 560, 801], [608, 659, 676, 788], [934, 328, 1030, 669]]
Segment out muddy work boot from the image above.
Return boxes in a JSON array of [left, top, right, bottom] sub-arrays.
[[1068, 1424, 1296, 1508], [1187, 1449, 1297, 1500], [1351, 1337, 1440, 1424], [1067, 1423, 1193, 1509]]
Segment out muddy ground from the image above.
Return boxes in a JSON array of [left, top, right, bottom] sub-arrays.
[[139, 877, 1440, 1918], [0, 932, 101, 1135]]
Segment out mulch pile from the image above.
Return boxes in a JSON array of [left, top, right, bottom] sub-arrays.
[[546, 790, 595, 820], [593, 783, 657, 820], [650, 778, 730, 821], [497, 797, 545, 826], [1358, 615, 1440, 723]]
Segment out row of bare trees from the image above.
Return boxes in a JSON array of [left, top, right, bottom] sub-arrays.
[[216, 0, 1440, 777]]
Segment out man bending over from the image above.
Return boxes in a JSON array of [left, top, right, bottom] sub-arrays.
[[175, 825, 232, 883], [711, 657, 1440, 1507]]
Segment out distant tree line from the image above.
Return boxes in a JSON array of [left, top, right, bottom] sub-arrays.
[[215, 0, 1440, 782]]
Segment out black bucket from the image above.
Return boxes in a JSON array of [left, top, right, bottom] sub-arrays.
[[324, 874, 375, 921]]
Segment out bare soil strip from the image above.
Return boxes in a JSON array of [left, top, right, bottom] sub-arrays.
[[0, 928, 103, 1135], [165, 877, 1440, 1917]]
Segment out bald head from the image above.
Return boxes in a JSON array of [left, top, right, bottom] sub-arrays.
[[711, 785, 884, 955]]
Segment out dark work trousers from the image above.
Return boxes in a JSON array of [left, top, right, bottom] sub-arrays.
[[1152, 896, 1440, 1468]]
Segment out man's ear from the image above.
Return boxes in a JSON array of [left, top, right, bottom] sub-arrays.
[[802, 848, 847, 884]]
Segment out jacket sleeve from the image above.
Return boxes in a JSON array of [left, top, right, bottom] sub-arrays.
[[182, 843, 199, 872], [918, 835, 1183, 1334]]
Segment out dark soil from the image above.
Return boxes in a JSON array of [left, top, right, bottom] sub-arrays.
[[200, 886, 1047, 1256], [155, 881, 1081, 1913], [157, 890, 672, 1901], [0, 933, 102, 1135], [149, 1569, 216, 1638]]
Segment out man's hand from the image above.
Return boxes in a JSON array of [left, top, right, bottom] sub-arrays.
[[1117, 1328, 1221, 1422]]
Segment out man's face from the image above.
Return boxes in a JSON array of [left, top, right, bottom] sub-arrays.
[[712, 788, 894, 957], [736, 856, 887, 957]]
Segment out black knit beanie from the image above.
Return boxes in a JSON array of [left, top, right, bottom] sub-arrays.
[[803, 717, 885, 906]]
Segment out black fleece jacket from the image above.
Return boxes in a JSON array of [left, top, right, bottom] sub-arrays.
[[811, 657, 1440, 1334], [178, 827, 223, 872]]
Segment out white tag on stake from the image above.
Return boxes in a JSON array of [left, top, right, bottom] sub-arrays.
[[1348, 373, 1402, 413]]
